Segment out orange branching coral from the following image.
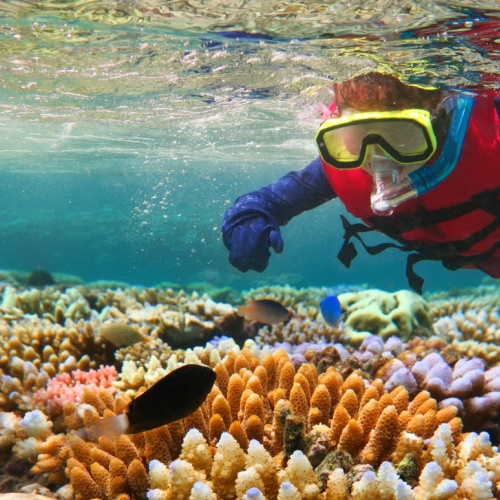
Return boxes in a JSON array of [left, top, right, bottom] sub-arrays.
[[4, 282, 500, 499], [289, 382, 309, 419], [24, 345, 485, 499], [310, 384, 331, 426]]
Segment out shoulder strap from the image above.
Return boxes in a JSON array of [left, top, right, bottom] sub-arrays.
[[369, 186, 500, 235], [337, 215, 429, 293], [337, 215, 411, 268], [337, 186, 500, 293]]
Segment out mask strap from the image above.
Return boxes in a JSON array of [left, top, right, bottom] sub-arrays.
[[408, 94, 474, 196]]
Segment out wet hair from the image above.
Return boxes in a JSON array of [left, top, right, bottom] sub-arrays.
[[333, 72, 444, 114]]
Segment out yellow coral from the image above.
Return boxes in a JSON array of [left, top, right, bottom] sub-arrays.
[[339, 288, 432, 343], [211, 432, 246, 498]]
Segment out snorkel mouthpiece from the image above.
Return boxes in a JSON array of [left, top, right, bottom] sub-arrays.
[[369, 154, 418, 216], [369, 93, 474, 216]]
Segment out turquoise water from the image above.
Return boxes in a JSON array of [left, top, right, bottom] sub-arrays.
[[1, 2, 499, 292]]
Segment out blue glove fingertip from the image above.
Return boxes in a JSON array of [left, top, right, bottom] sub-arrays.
[[269, 230, 284, 254]]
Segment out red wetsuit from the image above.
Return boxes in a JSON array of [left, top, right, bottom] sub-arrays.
[[321, 89, 500, 290]]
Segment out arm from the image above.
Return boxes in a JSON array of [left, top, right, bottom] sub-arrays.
[[222, 157, 336, 272]]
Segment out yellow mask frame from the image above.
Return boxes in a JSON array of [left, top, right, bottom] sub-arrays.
[[315, 109, 437, 170]]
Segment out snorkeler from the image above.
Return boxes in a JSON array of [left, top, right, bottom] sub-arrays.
[[222, 72, 500, 292]]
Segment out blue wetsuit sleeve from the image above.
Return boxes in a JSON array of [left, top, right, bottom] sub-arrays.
[[252, 156, 337, 225], [222, 157, 336, 272]]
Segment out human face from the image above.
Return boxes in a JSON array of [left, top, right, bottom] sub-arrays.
[[361, 145, 427, 178], [315, 106, 437, 171]]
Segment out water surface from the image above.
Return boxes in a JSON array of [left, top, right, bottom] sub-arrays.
[[0, 1, 499, 291]]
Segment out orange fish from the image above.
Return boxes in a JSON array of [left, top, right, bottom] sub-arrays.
[[237, 299, 291, 324]]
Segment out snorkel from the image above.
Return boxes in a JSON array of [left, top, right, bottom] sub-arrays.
[[369, 153, 419, 215], [369, 93, 475, 215]]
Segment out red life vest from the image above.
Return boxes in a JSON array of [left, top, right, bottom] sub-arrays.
[[321, 90, 500, 291]]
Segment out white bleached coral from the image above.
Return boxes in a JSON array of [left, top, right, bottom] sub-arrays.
[[457, 461, 493, 499], [245, 439, 279, 498], [277, 481, 301, 500], [211, 432, 246, 498], [12, 436, 39, 460], [378, 461, 413, 499], [242, 487, 265, 500], [235, 466, 265, 499], [351, 470, 379, 498], [180, 428, 213, 477], [414, 462, 458, 499], [148, 460, 170, 491], [325, 468, 349, 499], [169, 459, 205, 498], [189, 481, 217, 500], [20, 409, 53, 439], [282, 450, 320, 497], [0, 411, 22, 450]]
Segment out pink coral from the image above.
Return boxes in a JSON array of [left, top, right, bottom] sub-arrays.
[[411, 353, 485, 399], [34, 365, 118, 414]]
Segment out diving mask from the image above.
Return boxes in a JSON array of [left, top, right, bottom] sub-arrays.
[[315, 93, 475, 215], [315, 108, 437, 170]]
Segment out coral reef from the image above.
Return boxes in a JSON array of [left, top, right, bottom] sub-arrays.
[[0, 285, 245, 413], [338, 289, 433, 345], [0, 343, 495, 499], [1, 282, 500, 499], [250, 288, 434, 348]]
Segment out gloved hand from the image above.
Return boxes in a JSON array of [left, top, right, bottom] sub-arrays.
[[223, 209, 284, 272], [222, 157, 336, 273]]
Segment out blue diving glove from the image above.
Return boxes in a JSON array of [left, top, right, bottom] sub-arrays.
[[222, 157, 336, 272]]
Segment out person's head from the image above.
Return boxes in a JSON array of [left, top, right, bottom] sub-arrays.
[[333, 72, 444, 115], [317, 72, 467, 215], [331, 73, 445, 180]]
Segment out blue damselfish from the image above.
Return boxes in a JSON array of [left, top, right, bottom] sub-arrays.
[[320, 295, 343, 327]]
